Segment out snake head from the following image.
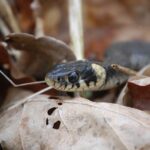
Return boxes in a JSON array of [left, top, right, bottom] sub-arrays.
[[45, 60, 106, 91]]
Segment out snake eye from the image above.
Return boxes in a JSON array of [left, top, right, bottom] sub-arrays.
[[68, 72, 79, 83]]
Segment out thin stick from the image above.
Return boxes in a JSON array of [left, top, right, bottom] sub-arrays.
[[0, 70, 46, 87], [0, 0, 20, 33], [69, 0, 84, 59], [111, 64, 137, 76], [31, 0, 44, 37], [0, 19, 10, 35]]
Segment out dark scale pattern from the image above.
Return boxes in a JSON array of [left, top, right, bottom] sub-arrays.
[[84, 74, 97, 86], [47, 60, 92, 81], [71, 84, 74, 88], [85, 80, 90, 87], [76, 83, 80, 88], [47, 60, 99, 89], [64, 82, 68, 88], [81, 66, 97, 86], [104, 65, 128, 87]]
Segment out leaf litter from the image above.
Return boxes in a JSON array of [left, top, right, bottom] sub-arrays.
[[5, 33, 76, 79], [0, 0, 150, 149], [0, 33, 150, 149], [117, 65, 150, 111], [0, 32, 76, 107]]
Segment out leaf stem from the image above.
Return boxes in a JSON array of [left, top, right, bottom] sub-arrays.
[[111, 64, 137, 76], [69, 0, 84, 59]]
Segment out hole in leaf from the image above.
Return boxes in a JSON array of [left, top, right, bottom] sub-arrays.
[[47, 107, 57, 115], [49, 96, 60, 99], [53, 120, 61, 129], [58, 102, 62, 105], [46, 118, 49, 125]]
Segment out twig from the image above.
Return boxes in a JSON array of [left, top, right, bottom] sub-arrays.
[[0, 70, 46, 87], [0, 19, 10, 35], [68, 0, 84, 59], [0, 0, 20, 33], [31, 0, 44, 37], [111, 64, 137, 76]]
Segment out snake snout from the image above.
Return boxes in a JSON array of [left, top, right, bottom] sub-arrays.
[[45, 71, 69, 90]]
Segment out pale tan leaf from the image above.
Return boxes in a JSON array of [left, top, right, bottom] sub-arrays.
[[1, 96, 150, 149], [0, 104, 23, 149]]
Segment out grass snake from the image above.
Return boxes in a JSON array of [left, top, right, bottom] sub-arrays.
[[45, 41, 150, 91]]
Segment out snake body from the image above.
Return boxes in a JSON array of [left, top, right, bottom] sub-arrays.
[[45, 41, 150, 91]]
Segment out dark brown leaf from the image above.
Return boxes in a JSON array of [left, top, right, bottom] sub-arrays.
[[14, 0, 35, 32], [0, 43, 11, 105], [0, 43, 10, 65], [5, 33, 76, 79], [127, 77, 150, 110], [117, 65, 150, 110], [0, 42, 56, 97]]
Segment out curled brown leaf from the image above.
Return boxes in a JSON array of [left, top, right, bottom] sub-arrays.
[[127, 76, 150, 110], [5, 33, 76, 79], [117, 65, 150, 111]]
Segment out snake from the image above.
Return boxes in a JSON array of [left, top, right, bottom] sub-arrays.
[[45, 41, 150, 91]]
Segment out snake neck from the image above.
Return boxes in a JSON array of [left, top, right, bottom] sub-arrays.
[[101, 65, 128, 90]]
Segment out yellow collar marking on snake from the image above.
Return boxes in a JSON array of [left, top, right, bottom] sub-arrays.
[[91, 63, 106, 90]]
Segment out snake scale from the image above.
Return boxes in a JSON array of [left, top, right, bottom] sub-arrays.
[[45, 41, 150, 91]]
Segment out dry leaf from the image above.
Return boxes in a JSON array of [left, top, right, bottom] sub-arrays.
[[0, 42, 57, 105], [5, 33, 76, 79], [0, 103, 24, 149], [1, 96, 150, 149], [117, 65, 150, 110], [139, 65, 150, 76], [0, 43, 10, 65], [126, 76, 150, 110], [38, 0, 69, 36], [13, 0, 35, 32], [0, 43, 18, 105], [0, 42, 30, 79]]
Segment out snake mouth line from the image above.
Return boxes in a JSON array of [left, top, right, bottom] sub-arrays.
[[46, 79, 92, 91], [46, 77, 81, 91]]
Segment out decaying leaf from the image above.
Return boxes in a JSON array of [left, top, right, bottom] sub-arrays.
[[0, 42, 30, 79], [0, 42, 57, 106], [0, 102, 24, 149], [0, 43, 12, 104], [139, 64, 150, 77], [0, 96, 150, 149], [125, 76, 150, 110], [117, 65, 150, 110], [0, 43, 10, 66], [5, 33, 76, 79]]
